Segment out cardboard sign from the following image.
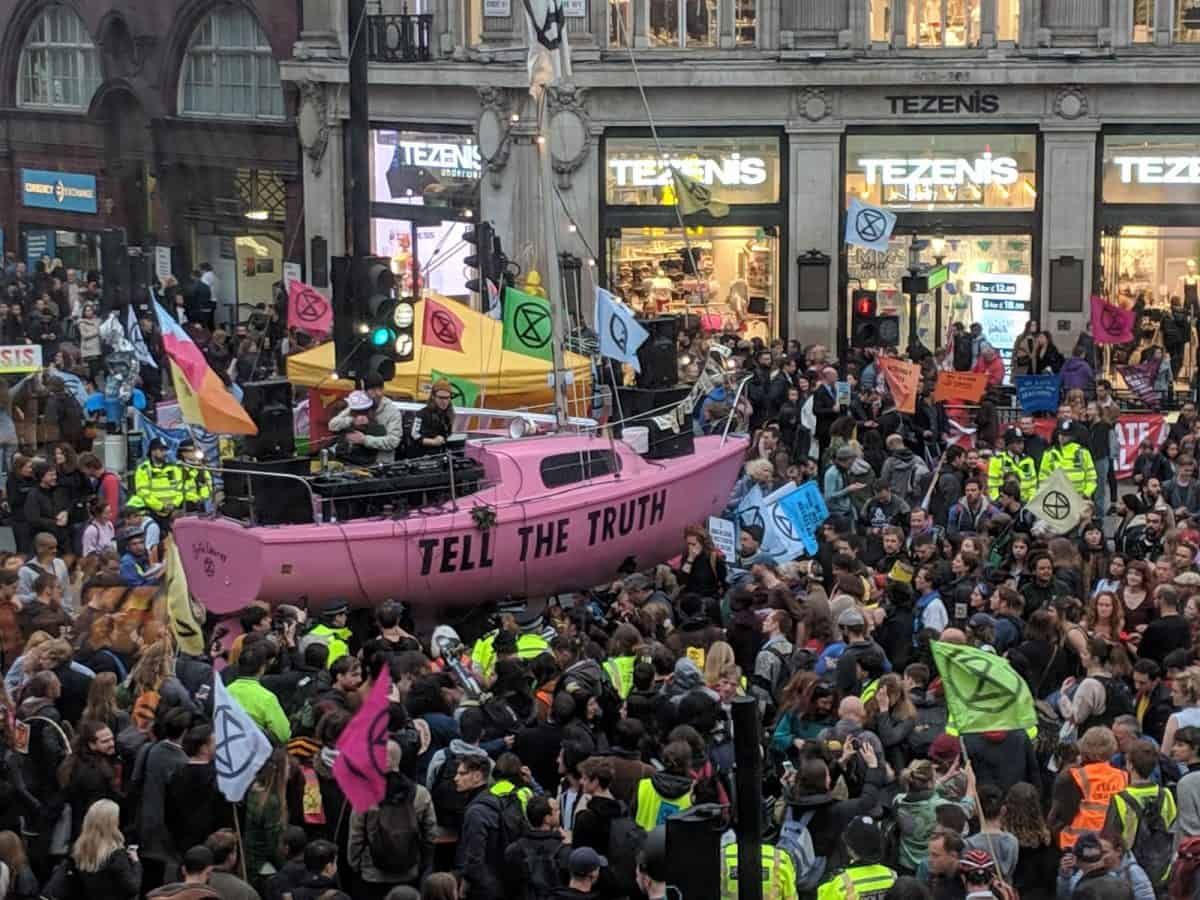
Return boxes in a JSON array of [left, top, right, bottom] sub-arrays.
[[933, 371, 987, 404], [707, 516, 736, 560], [0, 345, 42, 373]]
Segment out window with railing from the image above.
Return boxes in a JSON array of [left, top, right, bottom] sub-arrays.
[[649, 0, 718, 46], [908, 0, 981, 46], [17, 5, 101, 110], [1178, 0, 1200, 41]]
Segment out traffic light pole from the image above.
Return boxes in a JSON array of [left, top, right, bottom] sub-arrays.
[[348, 0, 371, 259]]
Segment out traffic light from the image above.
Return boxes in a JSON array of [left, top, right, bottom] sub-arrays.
[[464, 222, 495, 299], [851, 290, 878, 348], [332, 255, 409, 384]]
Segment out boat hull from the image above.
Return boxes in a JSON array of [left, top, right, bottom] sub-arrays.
[[173, 434, 747, 613]]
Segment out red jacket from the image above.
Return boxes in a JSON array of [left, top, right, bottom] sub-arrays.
[[972, 353, 1005, 386]]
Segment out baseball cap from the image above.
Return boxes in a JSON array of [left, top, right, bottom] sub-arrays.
[[836, 608, 865, 628], [569, 847, 608, 876], [147, 437, 168, 452], [347, 390, 373, 411], [1073, 832, 1104, 864], [968, 612, 997, 630]]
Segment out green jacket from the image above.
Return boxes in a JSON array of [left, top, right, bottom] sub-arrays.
[[228, 676, 292, 744]]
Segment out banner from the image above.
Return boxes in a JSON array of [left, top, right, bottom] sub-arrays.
[[333, 671, 394, 812], [213, 674, 273, 802], [778, 481, 829, 556], [845, 197, 897, 253], [930, 640, 1036, 735], [288, 280, 333, 337], [1014, 374, 1061, 414], [0, 345, 42, 374], [652, 345, 730, 433], [1027, 469, 1087, 536], [1032, 412, 1166, 481], [423, 298, 466, 353], [1117, 358, 1162, 409], [933, 371, 987, 404], [502, 289, 554, 362], [595, 287, 649, 373], [162, 537, 205, 656], [1090, 295, 1134, 345], [879, 357, 918, 414]]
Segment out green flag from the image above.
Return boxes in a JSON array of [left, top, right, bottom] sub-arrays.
[[430, 370, 480, 407], [930, 640, 1036, 735], [502, 289, 554, 362]]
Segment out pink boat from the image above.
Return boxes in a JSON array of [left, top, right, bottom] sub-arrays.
[[173, 432, 748, 615]]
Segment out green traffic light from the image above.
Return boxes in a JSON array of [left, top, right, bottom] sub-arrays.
[[370, 326, 392, 347]]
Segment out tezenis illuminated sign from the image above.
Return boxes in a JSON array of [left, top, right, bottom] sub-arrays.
[[608, 155, 768, 188], [1112, 155, 1200, 184], [857, 152, 1019, 187]]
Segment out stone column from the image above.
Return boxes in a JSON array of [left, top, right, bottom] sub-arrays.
[[894, 0, 910, 46], [1155, 0, 1173, 44], [719, 0, 736, 47], [786, 125, 843, 348], [301, 119, 347, 295], [299, 0, 347, 56], [981, 0, 999, 46], [1040, 127, 1098, 344], [633, 0, 651, 47]]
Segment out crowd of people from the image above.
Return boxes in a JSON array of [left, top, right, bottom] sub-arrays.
[[6, 243, 1200, 900]]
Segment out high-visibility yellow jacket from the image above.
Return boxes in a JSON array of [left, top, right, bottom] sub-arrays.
[[633, 777, 693, 831], [182, 467, 212, 506], [987, 451, 1038, 501], [1039, 441, 1098, 498], [603, 656, 636, 699], [1105, 783, 1176, 881], [816, 864, 898, 900], [489, 778, 533, 811], [720, 843, 798, 900], [471, 631, 550, 681], [133, 460, 184, 513]]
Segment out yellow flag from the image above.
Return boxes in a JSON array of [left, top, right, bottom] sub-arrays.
[[671, 169, 730, 218], [163, 536, 206, 655], [1027, 469, 1086, 536]]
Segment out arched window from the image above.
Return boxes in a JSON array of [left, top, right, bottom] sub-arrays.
[[17, 5, 101, 110], [180, 6, 284, 119]]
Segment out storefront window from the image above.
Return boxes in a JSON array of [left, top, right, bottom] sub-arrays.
[[605, 136, 780, 207], [1178, 0, 1200, 41], [870, 0, 892, 42], [996, 0, 1019, 41], [610, 0, 633, 46], [908, 0, 981, 47], [373, 218, 473, 302], [735, 0, 756, 45], [649, 0, 717, 47], [1133, 0, 1154, 41], [1102, 134, 1200, 205], [370, 129, 481, 215], [845, 133, 1037, 212], [846, 234, 1033, 362], [607, 226, 778, 341], [1101, 226, 1200, 310]]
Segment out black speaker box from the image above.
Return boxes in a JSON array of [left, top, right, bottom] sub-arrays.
[[647, 419, 695, 459], [100, 230, 125, 312], [635, 316, 680, 390], [614, 386, 690, 438], [664, 804, 724, 900], [220, 457, 312, 525], [242, 379, 295, 460]]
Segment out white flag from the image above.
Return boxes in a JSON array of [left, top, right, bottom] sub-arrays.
[[126, 304, 158, 369], [1027, 469, 1086, 536], [734, 484, 808, 565], [845, 196, 897, 253], [212, 675, 272, 802], [595, 287, 649, 373]]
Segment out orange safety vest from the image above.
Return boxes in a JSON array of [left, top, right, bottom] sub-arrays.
[[1060, 763, 1128, 849]]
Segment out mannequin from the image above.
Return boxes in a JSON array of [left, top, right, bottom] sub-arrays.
[[1179, 258, 1200, 306]]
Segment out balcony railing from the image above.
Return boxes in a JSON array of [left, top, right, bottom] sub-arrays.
[[368, 14, 434, 62]]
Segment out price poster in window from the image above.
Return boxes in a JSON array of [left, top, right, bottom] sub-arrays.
[[563, 0, 586, 15], [484, 0, 510, 15]]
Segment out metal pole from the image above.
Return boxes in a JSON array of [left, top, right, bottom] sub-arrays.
[[538, 99, 570, 429], [348, 0, 371, 258], [731, 696, 763, 900]]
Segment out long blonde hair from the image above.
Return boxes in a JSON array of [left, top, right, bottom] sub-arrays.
[[704, 641, 736, 687], [128, 638, 175, 695], [72, 799, 124, 871]]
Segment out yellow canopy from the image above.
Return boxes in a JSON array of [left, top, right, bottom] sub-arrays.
[[285, 296, 592, 412]]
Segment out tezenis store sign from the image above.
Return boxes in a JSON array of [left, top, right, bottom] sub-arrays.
[[857, 152, 1019, 187], [886, 91, 1001, 115], [608, 155, 768, 188], [1111, 156, 1200, 185]]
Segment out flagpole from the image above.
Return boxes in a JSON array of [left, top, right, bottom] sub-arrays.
[[536, 87, 570, 429], [231, 802, 249, 883], [956, 736, 1011, 888]]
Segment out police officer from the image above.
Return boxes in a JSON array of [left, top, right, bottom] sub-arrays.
[[815, 816, 897, 900], [133, 438, 183, 525], [299, 600, 352, 667], [411, 378, 455, 457], [177, 439, 212, 512], [471, 610, 551, 682], [1039, 420, 1098, 498], [987, 428, 1038, 502]]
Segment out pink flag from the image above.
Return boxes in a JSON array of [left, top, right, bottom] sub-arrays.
[[1090, 295, 1134, 345], [332, 669, 392, 812], [288, 280, 333, 337]]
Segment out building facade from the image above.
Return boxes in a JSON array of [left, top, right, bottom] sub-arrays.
[[0, 0, 301, 324], [286, 0, 1200, 357]]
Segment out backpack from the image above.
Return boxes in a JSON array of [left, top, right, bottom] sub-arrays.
[[513, 837, 565, 900], [777, 807, 825, 892], [1119, 788, 1174, 886], [607, 817, 647, 897], [492, 789, 528, 847], [429, 751, 470, 831], [1169, 835, 1200, 900], [365, 796, 421, 875]]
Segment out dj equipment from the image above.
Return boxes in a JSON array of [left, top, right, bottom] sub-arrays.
[[242, 379, 295, 460], [635, 317, 679, 390], [311, 455, 485, 522]]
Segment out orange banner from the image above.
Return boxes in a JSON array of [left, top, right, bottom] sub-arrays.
[[933, 371, 988, 404], [879, 357, 919, 414]]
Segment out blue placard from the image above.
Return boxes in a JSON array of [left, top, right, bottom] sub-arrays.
[[1014, 374, 1062, 414], [778, 481, 829, 556], [24, 229, 56, 270], [21, 168, 98, 214]]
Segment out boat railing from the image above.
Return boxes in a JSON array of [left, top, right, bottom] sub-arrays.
[[720, 375, 753, 446]]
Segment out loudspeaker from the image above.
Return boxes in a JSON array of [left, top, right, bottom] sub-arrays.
[[220, 457, 312, 525], [614, 386, 690, 437], [100, 230, 125, 312], [665, 804, 724, 900], [635, 316, 679, 390], [242, 379, 295, 460], [646, 419, 695, 459]]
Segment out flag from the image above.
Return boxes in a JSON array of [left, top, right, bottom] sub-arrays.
[[1027, 469, 1087, 536], [1014, 374, 1061, 414], [287, 280, 332, 337], [423, 298, 465, 353], [777, 482, 829, 557], [133, 410, 185, 460], [1090, 295, 1134, 345], [333, 670, 394, 812], [502, 289, 554, 362], [524, 0, 566, 99], [845, 197, 897, 252], [930, 640, 1036, 735], [127, 304, 158, 369], [162, 536, 205, 656], [430, 369, 480, 407], [879, 357, 918, 414], [733, 484, 809, 563], [212, 674, 273, 802], [595, 287, 649, 373], [1118, 358, 1162, 409], [932, 371, 987, 404], [671, 169, 730, 218], [152, 298, 257, 435]]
